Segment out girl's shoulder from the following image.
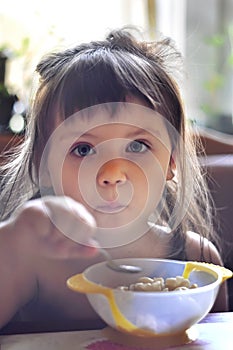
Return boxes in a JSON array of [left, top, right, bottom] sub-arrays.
[[185, 231, 222, 264], [186, 231, 229, 312], [151, 225, 222, 264]]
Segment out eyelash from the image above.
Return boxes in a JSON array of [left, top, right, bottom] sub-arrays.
[[126, 140, 150, 153], [71, 143, 95, 157], [71, 140, 151, 158]]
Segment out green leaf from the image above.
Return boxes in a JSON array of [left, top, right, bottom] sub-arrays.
[[201, 104, 213, 115], [13, 37, 30, 57], [203, 74, 224, 92], [228, 52, 233, 66], [227, 24, 233, 39], [205, 34, 225, 47], [19, 37, 30, 55]]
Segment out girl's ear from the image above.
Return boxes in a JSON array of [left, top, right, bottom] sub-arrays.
[[166, 154, 176, 181]]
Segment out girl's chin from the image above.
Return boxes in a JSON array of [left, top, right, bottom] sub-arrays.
[[95, 212, 149, 230], [95, 218, 130, 229], [94, 211, 140, 228]]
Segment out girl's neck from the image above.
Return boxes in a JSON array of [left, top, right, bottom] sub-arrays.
[[107, 224, 172, 260]]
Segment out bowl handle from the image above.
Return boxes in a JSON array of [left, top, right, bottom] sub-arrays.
[[183, 262, 233, 283], [67, 273, 141, 333], [67, 273, 111, 294]]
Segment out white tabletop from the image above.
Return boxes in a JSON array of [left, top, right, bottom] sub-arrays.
[[0, 313, 232, 350]]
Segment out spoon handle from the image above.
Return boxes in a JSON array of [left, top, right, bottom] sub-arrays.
[[99, 248, 124, 271], [99, 248, 142, 273]]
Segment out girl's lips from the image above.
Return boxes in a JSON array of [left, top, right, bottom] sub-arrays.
[[96, 203, 127, 213]]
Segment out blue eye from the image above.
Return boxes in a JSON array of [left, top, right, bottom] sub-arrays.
[[126, 140, 149, 153], [72, 143, 95, 157]]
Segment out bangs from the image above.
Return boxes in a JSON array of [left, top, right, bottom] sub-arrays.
[[56, 49, 153, 119]]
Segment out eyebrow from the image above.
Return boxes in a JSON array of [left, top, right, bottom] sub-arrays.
[[59, 131, 99, 142], [126, 128, 162, 139], [59, 129, 162, 143]]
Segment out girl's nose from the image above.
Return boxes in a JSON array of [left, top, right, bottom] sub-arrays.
[[97, 159, 127, 186]]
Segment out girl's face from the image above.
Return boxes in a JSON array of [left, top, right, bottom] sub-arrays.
[[43, 97, 174, 245]]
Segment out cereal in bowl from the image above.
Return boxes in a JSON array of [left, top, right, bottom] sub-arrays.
[[118, 276, 198, 292]]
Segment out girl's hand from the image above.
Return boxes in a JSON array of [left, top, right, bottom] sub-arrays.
[[0, 196, 99, 328], [11, 195, 99, 260]]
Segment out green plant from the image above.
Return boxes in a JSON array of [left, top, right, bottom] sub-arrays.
[[201, 24, 233, 117]]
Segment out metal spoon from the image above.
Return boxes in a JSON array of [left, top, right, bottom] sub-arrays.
[[99, 248, 142, 273]]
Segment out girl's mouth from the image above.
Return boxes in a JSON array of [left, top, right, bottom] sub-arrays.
[[96, 203, 127, 214]]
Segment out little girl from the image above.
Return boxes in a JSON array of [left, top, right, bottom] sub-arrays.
[[0, 27, 229, 331]]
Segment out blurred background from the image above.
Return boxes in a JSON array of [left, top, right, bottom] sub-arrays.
[[1, 0, 233, 136]]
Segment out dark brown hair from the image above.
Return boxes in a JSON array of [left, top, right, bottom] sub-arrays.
[[0, 27, 217, 260]]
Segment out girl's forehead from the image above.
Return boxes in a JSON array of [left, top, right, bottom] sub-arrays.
[[56, 102, 170, 138], [51, 102, 174, 151]]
